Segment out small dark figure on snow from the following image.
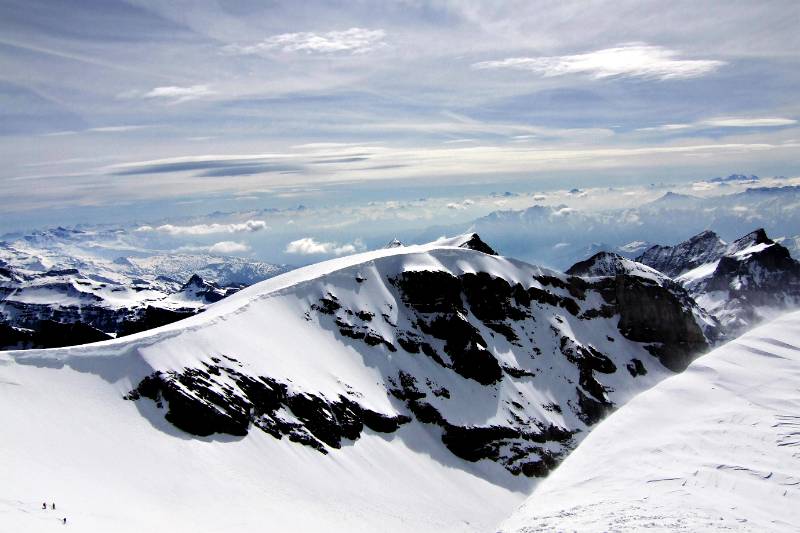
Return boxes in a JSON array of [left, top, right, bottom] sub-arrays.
[[63, 517, 67, 525], [52, 503, 56, 510], [42, 502, 46, 510]]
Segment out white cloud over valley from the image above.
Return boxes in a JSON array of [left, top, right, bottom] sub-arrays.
[[136, 220, 268, 235], [285, 237, 365, 256]]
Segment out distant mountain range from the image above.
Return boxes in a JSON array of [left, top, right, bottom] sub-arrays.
[[0, 227, 290, 349], [414, 184, 800, 270]]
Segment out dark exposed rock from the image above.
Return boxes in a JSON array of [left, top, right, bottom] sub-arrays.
[[440, 423, 572, 476], [502, 365, 536, 378], [636, 230, 727, 277], [0, 319, 113, 350], [533, 274, 588, 300], [441, 425, 519, 462], [458, 233, 497, 255], [118, 307, 198, 337], [611, 276, 708, 371], [127, 363, 410, 449], [626, 358, 647, 377], [574, 388, 613, 425], [393, 271, 464, 314], [420, 314, 502, 385], [311, 295, 341, 315]]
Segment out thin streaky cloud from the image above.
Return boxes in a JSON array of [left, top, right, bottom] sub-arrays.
[[88, 125, 152, 133], [472, 43, 725, 80], [702, 117, 797, 128], [638, 117, 797, 132], [225, 28, 386, 56], [141, 85, 215, 102]]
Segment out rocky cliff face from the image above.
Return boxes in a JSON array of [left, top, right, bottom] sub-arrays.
[[636, 230, 727, 277], [567, 251, 720, 371], [114, 237, 715, 478]]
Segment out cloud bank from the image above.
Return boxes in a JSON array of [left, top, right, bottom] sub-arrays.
[[136, 220, 268, 235], [285, 237, 364, 255], [208, 241, 250, 254]]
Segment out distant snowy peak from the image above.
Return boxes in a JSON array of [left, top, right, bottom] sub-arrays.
[[636, 229, 726, 277], [176, 274, 231, 304], [640, 228, 800, 335], [384, 238, 404, 249], [433, 232, 498, 255], [566, 251, 722, 345], [644, 191, 702, 210], [615, 240, 652, 256], [566, 251, 666, 284], [727, 227, 771, 254]]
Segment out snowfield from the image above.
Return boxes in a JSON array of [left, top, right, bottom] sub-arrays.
[[499, 310, 800, 533], [1, 239, 534, 532], [0, 235, 724, 532]]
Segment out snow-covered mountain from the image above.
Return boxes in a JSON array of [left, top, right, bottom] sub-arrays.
[[637, 229, 800, 334], [499, 309, 800, 533], [635, 229, 729, 278], [0, 233, 715, 531], [0, 228, 290, 349]]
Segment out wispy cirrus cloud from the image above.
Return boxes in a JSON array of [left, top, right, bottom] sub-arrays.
[[110, 155, 302, 177], [472, 43, 725, 81], [139, 85, 215, 103], [40, 125, 153, 137], [285, 237, 364, 256], [638, 116, 798, 132], [225, 28, 386, 56], [702, 117, 797, 128], [136, 220, 268, 235]]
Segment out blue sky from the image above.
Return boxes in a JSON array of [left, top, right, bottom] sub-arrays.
[[1, 0, 799, 230]]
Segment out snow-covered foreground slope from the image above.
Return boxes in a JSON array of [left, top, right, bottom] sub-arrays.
[[499, 310, 800, 533], [0, 236, 715, 532], [0, 361, 520, 532]]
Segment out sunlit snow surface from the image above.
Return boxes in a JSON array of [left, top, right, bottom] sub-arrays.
[[499, 310, 800, 533], [0, 239, 548, 533]]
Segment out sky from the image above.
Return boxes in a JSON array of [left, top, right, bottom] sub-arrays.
[[1, 0, 800, 233]]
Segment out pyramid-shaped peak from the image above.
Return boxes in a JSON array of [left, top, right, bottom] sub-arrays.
[[731, 228, 772, 250], [459, 233, 497, 255]]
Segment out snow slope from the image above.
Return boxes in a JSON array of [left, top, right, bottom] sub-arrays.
[[499, 310, 800, 533], [0, 235, 715, 532]]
